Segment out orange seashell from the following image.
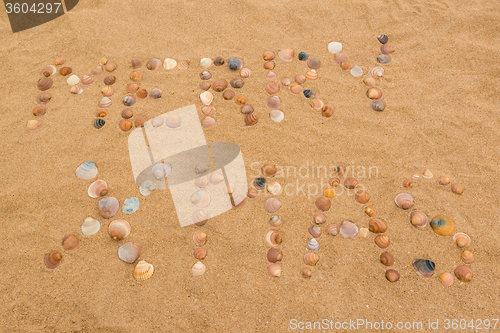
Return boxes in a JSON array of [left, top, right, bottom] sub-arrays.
[[369, 219, 387, 233], [367, 87, 382, 99], [365, 206, 376, 217], [265, 82, 280, 95], [305, 70, 318, 80], [82, 75, 93, 85], [244, 113, 258, 126], [62, 235, 80, 251], [32, 105, 47, 116], [266, 230, 282, 246], [202, 106, 215, 117], [323, 187, 335, 198], [202, 116, 215, 128], [309, 99, 324, 110], [289, 84, 303, 94], [126, 83, 139, 93], [315, 197, 331, 211], [369, 67, 385, 77], [135, 117, 147, 127], [137, 89, 148, 99], [235, 96, 246, 104], [194, 248, 207, 260], [131, 59, 143, 69], [328, 177, 340, 186], [130, 71, 142, 82], [108, 219, 131, 240], [264, 61, 275, 70], [294, 74, 306, 85], [27, 120, 42, 132], [344, 177, 358, 189], [341, 61, 352, 70], [119, 119, 133, 132], [121, 108, 133, 119], [102, 86, 115, 97], [59, 67, 72, 76], [281, 78, 291, 86], [240, 68, 252, 78], [91, 66, 103, 76], [325, 223, 339, 236], [451, 183, 464, 195], [44, 251, 62, 269], [178, 60, 189, 70], [42, 65, 57, 77], [211, 79, 228, 92], [96, 109, 107, 117], [262, 164, 277, 177], [439, 272, 454, 287], [303, 252, 319, 266], [278, 49, 294, 62], [146, 58, 162, 70], [314, 213, 326, 225], [380, 252, 394, 266], [302, 268, 312, 277], [385, 270, 400, 282], [104, 61, 118, 72], [454, 265, 472, 282], [355, 190, 370, 204], [37, 77, 53, 91], [54, 57, 65, 65], [223, 89, 235, 100], [267, 248, 283, 263], [267, 263, 281, 277], [247, 188, 259, 199], [403, 179, 413, 188], [70, 85, 83, 95], [374, 234, 390, 248], [193, 230, 207, 247], [322, 104, 334, 117], [363, 77, 377, 86], [410, 210, 428, 227], [263, 51, 275, 61], [430, 215, 455, 236], [380, 44, 395, 55], [461, 250, 475, 264], [438, 176, 451, 185]]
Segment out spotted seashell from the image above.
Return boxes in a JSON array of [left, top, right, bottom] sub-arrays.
[[369, 66, 384, 77], [371, 100, 386, 111], [42, 65, 57, 77], [98, 97, 112, 108], [70, 85, 83, 94], [334, 53, 347, 63], [303, 252, 319, 266], [340, 221, 358, 238], [37, 77, 53, 91], [202, 116, 215, 128], [93, 118, 105, 129], [298, 51, 308, 61], [200, 91, 213, 105], [226, 57, 243, 71], [270, 110, 284, 123], [305, 70, 318, 80], [265, 198, 281, 213], [230, 78, 245, 89], [430, 215, 455, 236], [202, 106, 215, 117], [191, 190, 211, 207], [134, 260, 154, 281], [82, 75, 94, 85], [200, 71, 212, 80], [266, 230, 282, 246], [265, 82, 279, 95], [377, 55, 391, 64], [327, 41, 342, 54], [240, 104, 254, 114], [163, 58, 177, 70], [67, 74, 80, 86], [381, 44, 395, 55], [213, 56, 225, 66], [244, 113, 258, 126], [122, 95, 136, 107], [413, 259, 435, 277], [306, 238, 320, 251], [240, 68, 252, 78], [146, 58, 162, 70], [118, 242, 141, 264], [306, 58, 320, 69], [192, 261, 206, 276], [278, 49, 294, 62]]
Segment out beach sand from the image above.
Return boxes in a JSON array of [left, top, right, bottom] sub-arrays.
[[1, 0, 500, 331]]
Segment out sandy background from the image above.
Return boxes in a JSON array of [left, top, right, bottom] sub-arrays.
[[1, 0, 500, 331]]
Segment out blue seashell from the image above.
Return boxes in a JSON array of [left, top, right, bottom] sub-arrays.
[[303, 89, 315, 98], [254, 177, 266, 190], [123, 197, 140, 214], [226, 57, 243, 71], [413, 259, 435, 277], [75, 161, 98, 180], [298, 52, 308, 61]]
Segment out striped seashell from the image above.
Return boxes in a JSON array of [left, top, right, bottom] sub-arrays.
[[355, 190, 370, 204], [270, 110, 284, 123], [375, 235, 390, 248], [267, 182, 282, 195], [130, 71, 142, 82], [163, 58, 177, 70], [290, 84, 303, 94], [281, 78, 291, 86], [192, 210, 208, 226], [303, 252, 319, 266], [240, 68, 252, 78], [137, 89, 148, 99], [369, 67, 384, 77], [305, 70, 318, 80], [294, 75, 306, 84], [202, 116, 215, 128], [104, 62, 117, 72], [378, 35, 389, 44], [314, 213, 326, 225], [42, 65, 56, 76], [266, 230, 282, 246], [104, 75, 116, 85], [193, 230, 207, 246], [381, 44, 395, 55], [200, 91, 213, 105], [178, 60, 190, 70], [195, 176, 209, 188], [192, 261, 206, 276], [453, 232, 471, 248], [386, 270, 400, 282], [32, 105, 47, 116], [82, 75, 93, 85], [410, 210, 427, 227], [200, 71, 212, 80], [146, 58, 162, 70], [126, 83, 139, 93], [461, 250, 475, 264], [200, 81, 211, 90], [367, 87, 382, 100], [267, 96, 281, 108], [211, 79, 228, 92], [244, 113, 258, 126], [265, 198, 281, 213], [223, 89, 235, 100], [59, 66, 72, 76], [102, 86, 114, 97], [37, 78, 53, 91], [70, 85, 83, 94], [265, 82, 279, 95], [98, 97, 112, 108], [369, 219, 387, 233], [325, 223, 339, 236], [93, 118, 105, 129], [247, 188, 259, 199], [380, 252, 394, 266], [230, 78, 245, 88], [44, 251, 62, 269], [134, 260, 154, 281], [308, 225, 321, 238], [307, 238, 320, 251], [263, 51, 275, 61], [202, 106, 215, 117], [108, 219, 131, 240], [395, 193, 413, 209], [194, 248, 207, 260], [131, 59, 142, 68], [122, 95, 136, 106], [200, 57, 213, 69], [413, 259, 435, 277], [209, 171, 224, 184]]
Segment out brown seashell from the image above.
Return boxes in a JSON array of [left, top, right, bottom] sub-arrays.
[[337, 166, 345, 176], [334, 53, 347, 63], [374, 234, 390, 248], [44, 251, 62, 269], [193, 230, 207, 247], [244, 113, 258, 126], [385, 269, 400, 282], [308, 225, 322, 238], [37, 77, 53, 91], [266, 230, 282, 246], [262, 164, 277, 177], [149, 88, 162, 99], [235, 96, 247, 105], [194, 248, 207, 260], [119, 242, 141, 264], [247, 188, 259, 199], [91, 66, 103, 76], [200, 81, 211, 91], [264, 61, 275, 70], [381, 44, 395, 55], [126, 83, 139, 93], [119, 119, 133, 132], [303, 252, 319, 266], [367, 87, 382, 100], [102, 86, 115, 97], [211, 79, 228, 92], [314, 213, 326, 225], [323, 187, 335, 198], [96, 109, 107, 117], [223, 89, 235, 100], [315, 197, 331, 212], [62, 235, 80, 251], [121, 108, 133, 119], [42, 65, 57, 77], [380, 252, 394, 266], [410, 210, 428, 227], [200, 71, 212, 80], [213, 56, 225, 66], [54, 57, 65, 65], [355, 190, 370, 204], [328, 177, 340, 186], [325, 223, 339, 236], [98, 197, 119, 219], [289, 84, 303, 94], [369, 219, 387, 233], [202, 106, 215, 117], [439, 272, 454, 287], [137, 89, 148, 99], [239, 104, 254, 115], [263, 51, 275, 61], [306, 58, 320, 69], [363, 77, 377, 87], [378, 35, 389, 44], [131, 59, 142, 69], [27, 120, 42, 132], [294, 74, 306, 85], [59, 67, 72, 76], [122, 95, 136, 106], [267, 248, 283, 263], [344, 177, 358, 189], [438, 176, 451, 185], [341, 61, 352, 70], [202, 116, 216, 128], [403, 179, 413, 188], [395, 193, 414, 209], [33, 105, 47, 116], [454, 265, 472, 282], [130, 71, 142, 82], [265, 82, 280, 95], [267, 96, 280, 109], [264, 198, 281, 213], [322, 105, 334, 117], [451, 183, 464, 195], [461, 250, 475, 264], [267, 263, 281, 277], [301, 268, 312, 277], [135, 117, 147, 127], [108, 219, 131, 240], [453, 232, 471, 248], [146, 58, 162, 70], [82, 75, 94, 85], [365, 206, 376, 217]]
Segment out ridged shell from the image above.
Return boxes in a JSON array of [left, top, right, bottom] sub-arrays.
[[131, 59, 142, 69], [200, 91, 213, 105], [200, 57, 213, 69], [313, 213, 326, 225], [195, 163, 209, 174], [307, 58, 320, 69], [146, 58, 162, 70], [88, 180, 107, 198], [375, 234, 390, 248], [315, 197, 331, 211], [194, 248, 207, 260], [306, 239, 320, 251], [44, 251, 62, 269], [439, 272, 454, 287], [230, 78, 245, 89], [266, 230, 282, 246], [67, 75, 80, 86], [254, 177, 266, 190], [62, 235, 80, 251], [193, 230, 207, 247], [305, 70, 318, 80], [267, 96, 281, 108], [380, 252, 394, 266], [118, 242, 141, 264], [278, 49, 294, 62], [119, 119, 133, 132], [453, 232, 471, 248], [192, 210, 208, 226], [108, 219, 131, 240], [413, 259, 435, 277], [37, 78, 53, 91], [385, 270, 400, 282], [303, 252, 319, 266], [163, 58, 177, 70], [81, 217, 100, 235], [369, 67, 384, 77], [377, 55, 391, 64], [430, 215, 455, 236], [98, 97, 112, 108], [192, 261, 206, 276], [213, 56, 225, 66], [202, 116, 215, 128], [98, 197, 119, 219], [80, 75, 93, 85], [76, 161, 97, 180], [263, 51, 275, 61], [267, 248, 283, 263], [265, 198, 282, 213], [294, 75, 306, 85], [37, 92, 51, 104], [244, 113, 258, 126], [209, 171, 224, 184], [134, 260, 154, 281], [369, 219, 387, 233], [322, 105, 334, 117], [344, 177, 358, 189], [126, 83, 139, 93], [267, 182, 282, 195], [461, 250, 475, 264], [121, 108, 133, 119], [367, 87, 382, 100], [211, 79, 228, 92], [191, 190, 211, 207], [377, 35, 388, 44], [340, 221, 358, 238], [451, 183, 464, 195], [32, 106, 47, 117], [178, 60, 189, 70], [269, 215, 282, 227], [152, 163, 171, 179], [70, 85, 83, 95], [93, 118, 105, 129], [240, 68, 252, 78], [223, 89, 235, 100], [149, 88, 162, 99], [381, 44, 395, 55], [355, 190, 370, 204], [308, 225, 321, 238], [130, 71, 142, 82], [226, 57, 243, 71], [202, 106, 215, 117], [394, 193, 413, 209], [454, 265, 472, 282], [240, 104, 254, 114], [410, 210, 428, 227], [438, 176, 451, 185], [104, 75, 116, 85], [325, 223, 339, 236], [42, 65, 57, 76], [365, 206, 376, 217]]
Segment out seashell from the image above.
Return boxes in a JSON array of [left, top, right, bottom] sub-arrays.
[[403, 179, 413, 188], [213, 56, 224, 66], [302, 268, 312, 277], [119, 119, 133, 132], [226, 57, 243, 70], [211, 79, 228, 92], [454, 265, 472, 282], [98, 97, 112, 108], [88, 180, 107, 198], [269, 215, 282, 227], [42, 65, 57, 76], [98, 197, 119, 219], [70, 85, 83, 94], [265, 198, 282, 213], [37, 92, 51, 104], [374, 234, 390, 248], [290, 84, 303, 94], [81, 75, 93, 85], [413, 259, 435, 277], [76, 161, 97, 180], [369, 219, 387, 233], [62, 235, 80, 251], [410, 210, 428, 227], [163, 58, 177, 70], [200, 57, 213, 69], [344, 177, 358, 189], [150, 116, 164, 127], [139, 180, 156, 196], [303, 252, 319, 266], [152, 163, 171, 179], [381, 44, 395, 55], [121, 108, 133, 119], [351, 66, 363, 77], [137, 89, 148, 99], [104, 61, 117, 72], [328, 177, 339, 186], [263, 61, 275, 70], [194, 248, 207, 260], [254, 177, 266, 190], [268, 263, 281, 277], [298, 51, 308, 61], [307, 238, 320, 251], [309, 99, 324, 110], [264, 82, 280, 96], [104, 75, 116, 85], [108, 219, 131, 240], [377, 34, 388, 44], [192, 261, 206, 276], [195, 163, 209, 174], [235, 96, 246, 104], [44, 251, 62, 269], [149, 88, 162, 99], [430, 215, 455, 236], [192, 210, 208, 226], [439, 272, 454, 287], [337, 166, 345, 176], [281, 78, 291, 86], [369, 67, 384, 77], [315, 197, 331, 212], [146, 58, 162, 70], [54, 57, 65, 65], [328, 42, 342, 54], [312, 213, 326, 225], [81, 217, 100, 235], [308, 225, 322, 238], [135, 117, 147, 127], [325, 223, 339, 236], [266, 230, 282, 246], [461, 250, 475, 264], [334, 53, 347, 63], [355, 190, 370, 204], [371, 100, 386, 111], [176, 60, 189, 70], [209, 171, 224, 185], [341, 61, 352, 70], [202, 116, 215, 128], [134, 260, 154, 281], [130, 71, 142, 82], [240, 68, 252, 78], [340, 221, 358, 238], [322, 105, 334, 117], [267, 73, 276, 82], [303, 89, 315, 99], [194, 176, 209, 188], [118, 242, 141, 264], [422, 169, 433, 178], [365, 206, 376, 217], [32, 105, 47, 116], [267, 248, 283, 263], [267, 96, 281, 108], [363, 77, 376, 86], [126, 83, 139, 94], [59, 66, 72, 76], [123, 197, 140, 214], [191, 190, 211, 207], [93, 118, 105, 129], [244, 113, 258, 126], [437, 176, 451, 185], [131, 59, 142, 69], [232, 194, 247, 209], [377, 55, 391, 64], [200, 71, 212, 80], [367, 87, 382, 99], [165, 115, 181, 128], [263, 51, 275, 61], [222, 89, 235, 100], [262, 164, 277, 177], [380, 252, 394, 266], [305, 70, 318, 80], [278, 49, 294, 62], [451, 183, 464, 195], [294, 75, 306, 85], [307, 58, 320, 69], [67, 74, 80, 86], [267, 182, 282, 195], [202, 106, 215, 117], [37, 77, 53, 91], [200, 91, 213, 105], [193, 230, 207, 247], [453, 232, 470, 248], [230, 78, 245, 89], [323, 187, 335, 198], [394, 193, 413, 209], [385, 270, 400, 282], [91, 66, 103, 76], [247, 188, 259, 199], [359, 228, 369, 238], [240, 104, 254, 114]]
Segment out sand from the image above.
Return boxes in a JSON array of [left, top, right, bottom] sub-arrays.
[[1, 0, 500, 331]]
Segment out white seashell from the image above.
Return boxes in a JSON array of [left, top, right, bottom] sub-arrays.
[[340, 221, 359, 238], [165, 115, 181, 128], [200, 91, 213, 105], [98, 97, 112, 108], [267, 182, 282, 195], [76, 161, 97, 180], [350, 66, 363, 77], [194, 176, 209, 188], [200, 58, 213, 69], [191, 190, 211, 207], [163, 58, 177, 70], [67, 74, 80, 86], [307, 238, 320, 251], [192, 261, 206, 276], [359, 227, 370, 238], [209, 171, 224, 184], [152, 163, 171, 179], [328, 42, 343, 54], [139, 180, 156, 196], [270, 110, 284, 123], [81, 217, 100, 235], [134, 260, 154, 281], [151, 116, 164, 127]]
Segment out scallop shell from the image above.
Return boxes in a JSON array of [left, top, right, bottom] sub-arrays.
[[328, 42, 342, 54], [378, 34, 388, 44], [380, 252, 394, 266], [394, 193, 413, 209], [410, 210, 428, 227], [62, 235, 80, 251], [325, 223, 339, 236], [340, 221, 358, 238], [367, 87, 382, 100], [305, 70, 318, 80], [265, 198, 282, 213], [93, 118, 105, 129], [163, 58, 177, 70], [26, 120, 42, 132], [344, 177, 358, 189], [355, 190, 370, 204], [351, 66, 363, 77], [413, 259, 435, 277], [369, 219, 387, 233], [37, 77, 53, 91], [42, 65, 57, 76], [385, 270, 400, 282], [191, 190, 211, 207], [240, 68, 252, 78], [98, 97, 112, 108], [149, 88, 162, 99], [298, 51, 308, 61], [230, 78, 245, 89], [67, 75, 80, 86], [108, 219, 131, 240], [266, 230, 282, 246], [59, 67, 72, 76], [91, 66, 103, 76], [303, 252, 319, 266], [278, 49, 294, 62], [202, 116, 215, 128], [377, 55, 391, 64], [453, 232, 470, 247], [139, 180, 156, 196], [226, 58, 243, 71], [118, 242, 141, 264], [369, 67, 384, 77], [192, 210, 208, 226], [267, 248, 283, 263], [134, 260, 154, 281], [455, 265, 472, 282], [104, 62, 117, 72], [307, 58, 320, 70], [119, 119, 133, 132], [209, 171, 224, 184], [439, 272, 454, 287], [192, 261, 206, 276], [137, 89, 148, 99], [44, 251, 62, 269], [306, 238, 320, 251], [88, 180, 107, 198], [151, 163, 171, 179], [315, 197, 331, 212], [430, 215, 455, 236], [451, 183, 464, 195], [244, 114, 258, 126], [81, 217, 100, 235], [264, 61, 275, 70], [381, 44, 395, 55], [461, 250, 475, 264], [98, 197, 119, 219], [200, 91, 213, 105], [146, 58, 162, 70], [123, 197, 140, 214], [269, 215, 282, 227], [76, 161, 97, 180], [334, 53, 347, 63]]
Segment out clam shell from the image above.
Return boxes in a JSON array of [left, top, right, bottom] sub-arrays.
[[278, 49, 294, 62], [350, 66, 363, 77], [134, 260, 154, 281], [119, 119, 133, 132], [195, 163, 209, 174], [369, 219, 387, 233], [454, 265, 472, 282], [263, 51, 275, 60], [305, 70, 318, 80], [315, 197, 331, 212], [178, 60, 189, 70], [341, 61, 352, 70], [325, 223, 339, 236], [193, 230, 207, 246], [37, 77, 53, 91], [381, 44, 395, 55], [267, 248, 283, 263], [254, 177, 266, 190], [76, 161, 97, 180], [27, 120, 42, 132], [211, 79, 228, 92], [37, 92, 51, 104], [371, 100, 386, 112], [226, 58, 243, 71], [118, 242, 141, 264], [62, 235, 80, 251], [123, 197, 140, 214], [54, 57, 65, 65], [91, 66, 103, 76], [322, 105, 334, 117], [223, 89, 235, 100], [131, 59, 143, 68], [267, 182, 282, 195], [240, 104, 254, 114], [44, 251, 62, 269], [451, 183, 464, 195], [244, 114, 258, 126], [303, 252, 319, 266], [403, 179, 413, 188], [355, 190, 370, 204], [265, 82, 279, 95], [191, 190, 211, 207], [194, 248, 207, 260], [108, 219, 131, 240], [195, 176, 209, 188], [423, 169, 433, 178], [139, 180, 156, 196], [328, 42, 342, 54], [410, 210, 428, 227], [98, 197, 119, 219], [262, 164, 277, 177], [375, 234, 390, 248], [461, 250, 475, 264], [192, 261, 206, 276], [265, 198, 282, 213], [126, 83, 139, 93], [413, 259, 435, 277], [302, 268, 312, 277], [298, 51, 308, 61], [454, 232, 471, 248], [266, 230, 282, 246], [104, 75, 116, 85], [202, 106, 215, 117], [70, 85, 83, 95], [344, 177, 358, 189], [235, 96, 246, 104], [377, 55, 391, 64], [200, 91, 213, 105], [290, 84, 303, 94], [42, 65, 57, 76], [385, 270, 400, 282], [264, 61, 275, 70], [149, 88, 162, 99], [165, 115, 180, 128], [269, 215, 282, 227], [146, 58, 162, 70], [306, 238, 320, 251], [200, 57, 213, 69], [312, 214, 326, 225], [98, 97, 112, 108], [200, 71, 212, 80], [240, 68, 252, 78], [230, 78, 245, 89], [67, 75, 80, 86], [202, 116, 215, 128], [130, 71, 142, 82], [281, 78, 291, 86], [152, 163, 171, 179], [310, 99, 324, 110], [93, 118, 105, 129], [121, 108, 133, 119], [267, 96, 281, 108], [377, 34, 388, 44], [369, 67, 384, 77], [367, 87, 382, 99], [430, 215, 455, 236], [328, 178, 339, 186], [340, 221, 358, 238], [269, 109, 284, 123], [59, 67, 72, 76], [209, 171, 224, 184], [88, 180, 108, 198], [81, 217, 100, 235], [439, 272, 454, 287], [394, 193, 414, 209], [102, 86, 114, 97], [192, 210, 208, 226], [267, 72, 276, 80], [308, 225, 321, 238], [295, 74, 306, 84], [163, 58, 177, 70], [213, 56, 225, 66], [359, 228, 370, 238], [303, 89, 315, 98], [438, 176, 451, 185], [364, 77, 376, 86], [104, 62, 117, 72], [334, 53, 347, 63], [135, 89, 147, 99], [307, 58, 320, 69], [380, 252, 394, 266], [247, 188, 259, 199]]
